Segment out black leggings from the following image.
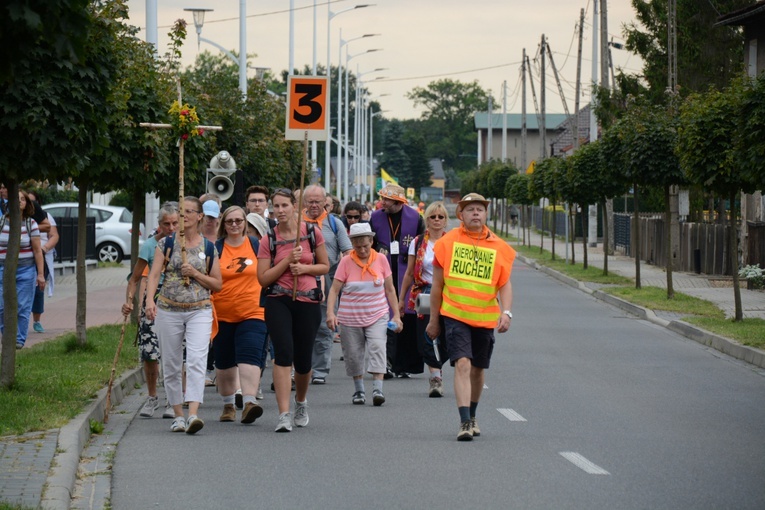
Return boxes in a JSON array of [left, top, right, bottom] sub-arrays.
[[264, 295, 321, 374]]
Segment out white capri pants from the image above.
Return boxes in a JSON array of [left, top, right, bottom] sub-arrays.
[[157, 307, 212, 406], [340, 315, 388, 377]]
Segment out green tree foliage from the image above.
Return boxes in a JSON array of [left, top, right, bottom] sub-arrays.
[[378, 120, 409, 183], [406, 79, 491, 173], [505, 172, 533, 245], [402, 134, 433, 194], [737, 73, 765, 189], [677, 77, 760, 320], [624, 0, 749, 103]]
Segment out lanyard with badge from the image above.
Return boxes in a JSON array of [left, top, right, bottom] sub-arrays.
[[388, 216, 400, 255]]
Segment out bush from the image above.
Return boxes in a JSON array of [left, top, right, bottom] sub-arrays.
[[109, 190, 132, 211], [739, 264, 764, 289], [26, 187, 78, 206]]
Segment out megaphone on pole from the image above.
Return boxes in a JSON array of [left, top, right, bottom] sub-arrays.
[[206, 150, 236, 201]]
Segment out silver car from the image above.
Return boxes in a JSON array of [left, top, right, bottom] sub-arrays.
[[44, 203, 144, 263]]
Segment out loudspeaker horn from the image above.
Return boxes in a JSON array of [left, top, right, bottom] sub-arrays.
[[207, 175, 234, 201]]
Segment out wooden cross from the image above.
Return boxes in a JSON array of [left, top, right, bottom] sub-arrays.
[[140, 85, 222, 284]]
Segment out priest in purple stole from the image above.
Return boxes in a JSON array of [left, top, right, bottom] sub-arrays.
[[370, 184, 425, 377]]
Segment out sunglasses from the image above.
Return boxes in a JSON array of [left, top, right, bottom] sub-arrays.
[[429, 214, 446, 220], [345, 214, 360, 220], [224, 218, 245, 226]]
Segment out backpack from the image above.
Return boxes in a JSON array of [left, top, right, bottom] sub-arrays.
[[214, 235, 259, 259], [162, 233, 215, 276]]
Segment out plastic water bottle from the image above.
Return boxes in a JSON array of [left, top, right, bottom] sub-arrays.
[[387, 321, 397, 331]]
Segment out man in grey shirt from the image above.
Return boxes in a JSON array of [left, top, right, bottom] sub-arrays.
[[302, 185, 352, 384]]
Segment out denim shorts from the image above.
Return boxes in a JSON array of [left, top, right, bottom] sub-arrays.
[[213, 319, 268, 369]]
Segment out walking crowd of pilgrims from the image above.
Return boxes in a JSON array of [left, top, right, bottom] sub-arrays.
[[122, 183, 515, 441]]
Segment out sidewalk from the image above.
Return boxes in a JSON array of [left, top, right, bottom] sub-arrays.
[[508, 222, 765, 321], [1, 263, 132, 509]]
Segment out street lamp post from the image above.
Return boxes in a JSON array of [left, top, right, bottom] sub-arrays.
[[351, 69, 386, 201], [368, 108, 387, 204], [185, 3, 248, 99], [324, 4, 372, 194], [336, 33, 380, 202]]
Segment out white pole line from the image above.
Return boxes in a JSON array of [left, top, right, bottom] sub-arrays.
[[497, 408, 527, 422], [559, 452, 611, 475]]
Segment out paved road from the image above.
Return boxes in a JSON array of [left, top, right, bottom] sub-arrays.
[[111, 262, 765, 509]]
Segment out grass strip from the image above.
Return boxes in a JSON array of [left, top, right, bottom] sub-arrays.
[[0, 324, 139, 437], [684, 317, 765, 349], [604, 286, 724, 318]]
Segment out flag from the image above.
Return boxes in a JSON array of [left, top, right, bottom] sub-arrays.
[[380, 168, 399, 185]]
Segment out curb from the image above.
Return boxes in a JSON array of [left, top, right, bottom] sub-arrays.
[[41, 366, 144, 510], [518, 255, 765, 370]]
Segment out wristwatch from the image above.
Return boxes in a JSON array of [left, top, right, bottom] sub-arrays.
[[502, 310, 513, 319]]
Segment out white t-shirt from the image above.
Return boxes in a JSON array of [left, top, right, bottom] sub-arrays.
[[407, 237, 435, 284]]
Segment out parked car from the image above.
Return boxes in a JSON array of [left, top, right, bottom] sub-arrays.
[[44, 203, 144, 263]]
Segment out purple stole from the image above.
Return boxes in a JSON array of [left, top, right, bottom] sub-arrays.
[[370, 207, 421, 314]]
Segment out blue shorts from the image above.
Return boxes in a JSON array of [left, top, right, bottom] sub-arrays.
[[444, 317, 495, 369], [213, 319, 268, 369]]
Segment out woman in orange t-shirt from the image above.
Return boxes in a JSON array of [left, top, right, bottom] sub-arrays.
[[211, 206, 267, 425]]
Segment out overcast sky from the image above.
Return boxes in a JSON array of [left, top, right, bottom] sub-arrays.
[[125, 0, 644, 120]]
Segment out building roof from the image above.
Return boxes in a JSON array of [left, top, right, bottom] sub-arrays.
[[550, 104, 594, 156], [474, 112, 569, 131], [715, 0, 765, 26], [429, 158, 445, 179]]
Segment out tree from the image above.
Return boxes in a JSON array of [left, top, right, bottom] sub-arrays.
[[406, 79, 491, 173], [677, 78, 758, 321], [567, 143, 605, 270], [624, 0, 749, 103], [506, 172, 533, 245], [378, 120, 409, 183], [402, 133, 432, 194]]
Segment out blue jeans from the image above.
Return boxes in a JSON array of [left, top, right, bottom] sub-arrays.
[[0, 264, 38, 347]]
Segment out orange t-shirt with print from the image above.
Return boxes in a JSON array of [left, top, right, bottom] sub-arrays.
[[211, 239, 265, 323]]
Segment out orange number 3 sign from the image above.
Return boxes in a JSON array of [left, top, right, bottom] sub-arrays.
[[285, 75, 329, 141]]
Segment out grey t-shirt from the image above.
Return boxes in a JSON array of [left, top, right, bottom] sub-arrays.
[[321, 214, 351, 279]]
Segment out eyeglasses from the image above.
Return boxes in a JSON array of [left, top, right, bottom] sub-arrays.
[[429, 214, 446, 220], [345, 214, 360, 220], [224, 218, 245, 226], [247, 198, 266, 203], [184, 209, 201, 215]]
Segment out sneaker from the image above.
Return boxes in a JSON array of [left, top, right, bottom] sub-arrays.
[[471, 417, 481, 437], [139, 396, 159, 418], [428, 377, 444, 398], [204, 370, 216, 387], [311, 376, 325, 385], [220, 404, 236, 422], [185, 415, 204, 435], [256, 387, 264, 400], [396, 372, 411, 379], [293, 398, 309, 427], [457, 420, 473, 441], [352, 391, 366, 405], [33, 321, 44, 333], [235, 390, 243, 410], [241, 402, 264, 424], [162, 403, 174, 419], [170, 417, 186, 432], [16, 342, 23, 350], [275, 412, 292, 432], [372, 389, 385, 407]]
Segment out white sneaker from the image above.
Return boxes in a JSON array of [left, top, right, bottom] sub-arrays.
[[185, 415, 204, 435], [139, 396, 159, 417], [162, 402, 174, 419], [256, 387, 264, 400], [293, 397, 309, 427], [275, 412, 292, 432], [170, 416, 186, 432], [205, 370, 216, 387]]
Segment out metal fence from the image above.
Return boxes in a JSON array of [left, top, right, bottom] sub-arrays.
[[51, 217, 96, 263]]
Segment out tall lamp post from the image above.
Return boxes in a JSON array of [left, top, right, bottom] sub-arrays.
[[352, 70, 386, 201], [336, 32, 380, 202], [185, 3, 248, 99], [343, 55, 382, 203], [368, 108, 388, 203], [324, 4, 373, 193]]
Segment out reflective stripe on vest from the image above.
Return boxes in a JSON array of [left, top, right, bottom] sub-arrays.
[[441, 239, 501, 328]]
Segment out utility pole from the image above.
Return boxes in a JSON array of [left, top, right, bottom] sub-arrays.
[[502, 80, 507, 162], [540, 34, 546, 160], [521, 49, 527, 172], [601, 0, 614, 255], [667, 0, 681, 277], [487, 94, 493, 162], [588, 0, 599, 247], [573, 8, 584, 151]]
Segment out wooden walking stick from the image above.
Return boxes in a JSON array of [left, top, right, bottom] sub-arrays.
[[293, 132, 309, 300], [104, 297, 131, 423]]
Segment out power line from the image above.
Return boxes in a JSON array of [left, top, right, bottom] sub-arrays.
[[376, 61, 524, 83]]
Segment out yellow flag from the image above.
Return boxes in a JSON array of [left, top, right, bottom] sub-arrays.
[[380, 168, 399, 185], [525, 160, 536, 174]]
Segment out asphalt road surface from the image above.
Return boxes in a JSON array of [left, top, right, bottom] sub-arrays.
[[111, 261, 765, 509]]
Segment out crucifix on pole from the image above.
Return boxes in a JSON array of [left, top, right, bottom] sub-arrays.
[[140, 83, 222, 284]]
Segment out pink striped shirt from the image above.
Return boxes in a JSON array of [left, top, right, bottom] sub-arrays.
[[334, 253, 392, 328]]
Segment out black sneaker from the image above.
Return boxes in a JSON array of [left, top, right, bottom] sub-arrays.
[[372, 389, 385, 407], [457, 420, 473, 441], [352, 391, 366, 405]]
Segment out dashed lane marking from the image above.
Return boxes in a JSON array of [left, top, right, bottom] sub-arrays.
[[559, 452, 610, 475], [497, 408, 527, 422]]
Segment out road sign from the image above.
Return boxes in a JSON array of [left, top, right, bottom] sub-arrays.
[[285, 75, 329, 141]]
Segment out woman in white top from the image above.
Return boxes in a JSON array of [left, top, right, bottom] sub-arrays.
[[27, 192, 59, 333], [399, 201, 450, 398]]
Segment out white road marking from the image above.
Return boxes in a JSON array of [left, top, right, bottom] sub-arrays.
[[559, 452, 610, 475], [497, 408, 527, 422]]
